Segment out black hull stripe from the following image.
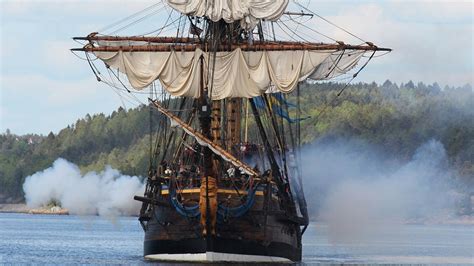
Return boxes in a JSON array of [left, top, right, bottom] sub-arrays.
[[144, 237, 302, 262]]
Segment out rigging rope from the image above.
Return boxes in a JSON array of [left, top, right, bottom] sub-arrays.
[[325, 50, 346, 79], [275, 21, 303, 42], [109, 5, 167, 35], [293, 0, 367, 43], [287, 15, 337, 42], [140, 12, 180, 36], [85, 55, 147, 106], [100, 1, 164, 33], [311, 50, 376, 126], [277, 21, 311, 43]]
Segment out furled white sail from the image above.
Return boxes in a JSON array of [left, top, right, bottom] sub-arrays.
[[94, 48, 364, 100], [166, 0, 288, 30], [309, 50, 365, 80]]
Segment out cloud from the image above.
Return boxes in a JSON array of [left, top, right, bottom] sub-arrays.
[[1, 0, 169, 35], [1, 0, 473, 135], [1, 0, 157, 16], [42, 40, 86, 74], [3, 74, 96, 105], [1, 74, 96, 133], [299, 1, 473, 87], [1, 73, 148, 134], [0, 0, 35, 15], [0, 1, 168, 135], [387, 0, 473, 22], [1, 0, 173, 74]]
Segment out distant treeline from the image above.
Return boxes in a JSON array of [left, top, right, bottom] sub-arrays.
[[1, 81, 472, 201]]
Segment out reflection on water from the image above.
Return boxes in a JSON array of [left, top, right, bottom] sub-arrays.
[[0, 213, 472, 264]]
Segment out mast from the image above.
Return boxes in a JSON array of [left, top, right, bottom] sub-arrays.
[[198, 51, 216, 237], [226, 98, 241, 152]]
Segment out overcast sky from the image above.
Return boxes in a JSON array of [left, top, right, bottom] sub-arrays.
[[1, 0, 473, 135]]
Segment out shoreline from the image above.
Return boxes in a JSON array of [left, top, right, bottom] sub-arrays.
[[0, 203, 30, 214], [0, 203, 69, 215], [1, 203, 473, 225]]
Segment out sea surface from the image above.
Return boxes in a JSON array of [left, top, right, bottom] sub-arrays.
[[0, 213, 472, 264]]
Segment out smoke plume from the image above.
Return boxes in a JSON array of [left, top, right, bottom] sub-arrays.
[[23, 158, 145, 217], [302, 138, 461, 244]]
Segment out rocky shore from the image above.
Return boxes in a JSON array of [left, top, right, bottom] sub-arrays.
[[0, 203, 30, 213], [1, 203, 472, 224], [0, 204, 69, 215]]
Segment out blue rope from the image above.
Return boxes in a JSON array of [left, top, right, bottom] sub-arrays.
[[169, 182, 200, 218], [217, 188, 257, 221], [169, 181, 257, 220]]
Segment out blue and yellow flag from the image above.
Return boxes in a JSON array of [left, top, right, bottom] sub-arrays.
[[253, 93, 309, 123]]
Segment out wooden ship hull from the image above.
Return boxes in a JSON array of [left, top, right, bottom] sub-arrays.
[[130, 97, 309, 263], [142, 189, 302, 262]]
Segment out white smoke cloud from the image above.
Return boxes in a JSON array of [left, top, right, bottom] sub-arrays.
[[302, 139, 462, 244], [23, 158, 145, 217]]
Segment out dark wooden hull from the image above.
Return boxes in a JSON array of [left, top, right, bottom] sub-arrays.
[[143, 196, 302, 262]]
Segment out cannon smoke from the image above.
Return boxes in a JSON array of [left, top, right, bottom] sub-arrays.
[[23, 158, 145, 217]]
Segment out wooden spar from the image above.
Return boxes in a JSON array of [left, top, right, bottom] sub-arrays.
[[75, 35, 333, 47], [149, 98, 259, 177], [283, 11, 314, 17], [71, 42, 392, 52], [73, 35, 200, 44]]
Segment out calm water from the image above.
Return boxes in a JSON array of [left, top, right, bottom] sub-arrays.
[[0, 213, 472, 264]]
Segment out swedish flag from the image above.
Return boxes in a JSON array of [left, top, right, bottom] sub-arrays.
[[253, 93, 309, 123]]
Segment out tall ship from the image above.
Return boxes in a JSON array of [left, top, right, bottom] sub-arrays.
[[72, 0, 390, 262]]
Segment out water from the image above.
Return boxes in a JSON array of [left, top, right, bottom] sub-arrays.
[[303, 223, 474, 264], [0, 213, 472, 264]]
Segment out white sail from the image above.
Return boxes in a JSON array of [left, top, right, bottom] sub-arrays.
[[94, 48, 364, 100], [309, 50, 365, 80], [166, 0, 288, 30]]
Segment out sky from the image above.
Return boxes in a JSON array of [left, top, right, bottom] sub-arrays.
[[0, 0, 473, 135]]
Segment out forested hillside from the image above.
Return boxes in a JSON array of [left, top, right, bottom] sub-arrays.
[[1, 81, 473, 201], [0, 107, 160, 201]]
